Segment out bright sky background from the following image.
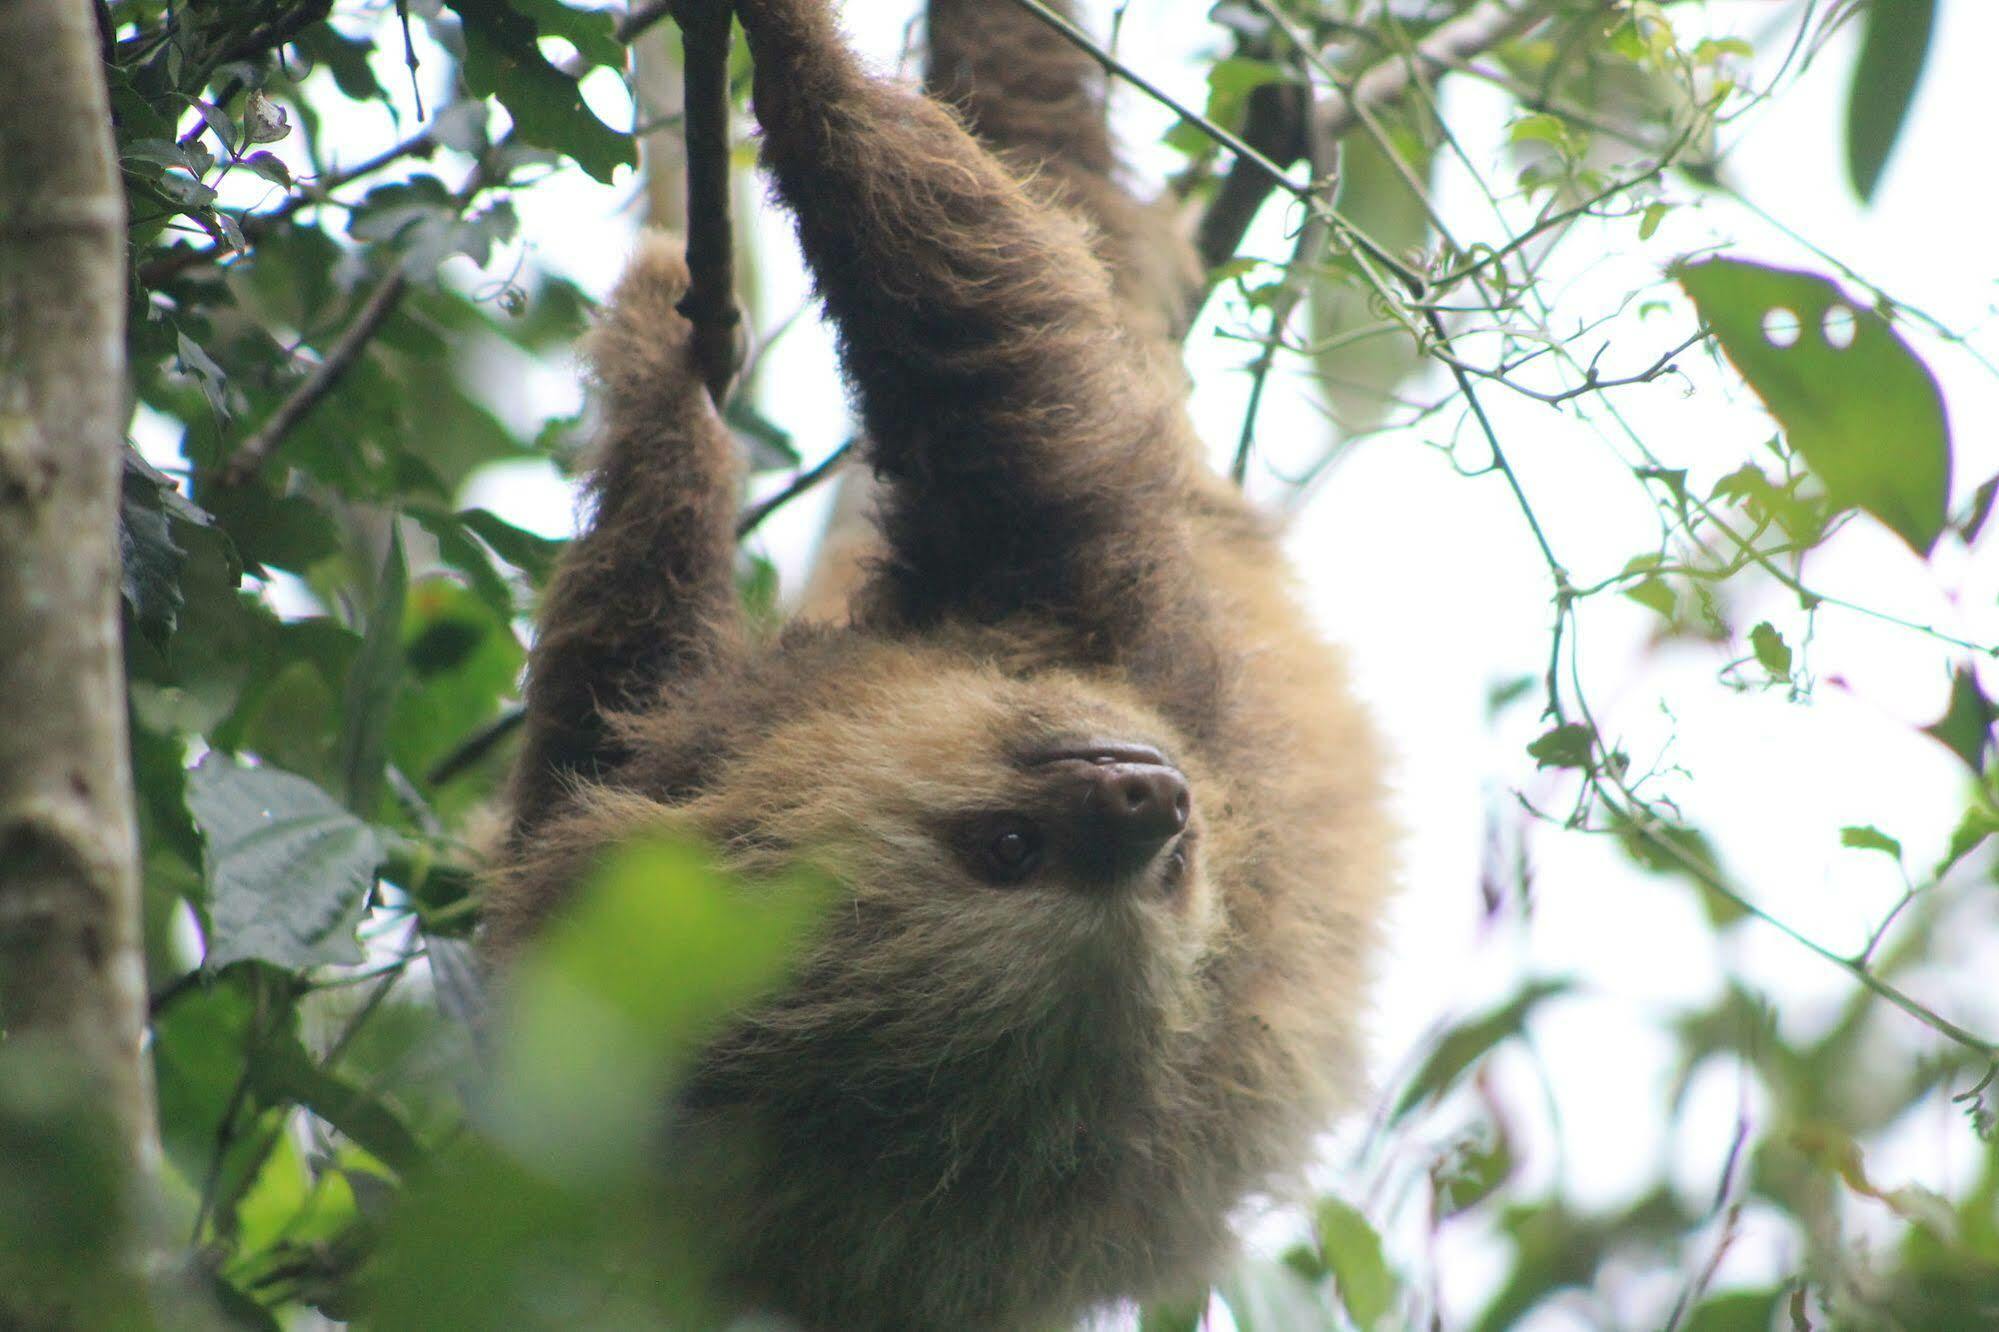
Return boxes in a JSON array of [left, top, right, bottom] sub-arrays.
[[150, 2, 1999, 1325]]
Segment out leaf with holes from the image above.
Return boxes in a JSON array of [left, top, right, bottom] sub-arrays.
[[188, 757, 381, 969], [1676, 258, 1950, 555]]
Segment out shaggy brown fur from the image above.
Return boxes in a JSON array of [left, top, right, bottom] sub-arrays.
[[482, 1, 1393, 1327]]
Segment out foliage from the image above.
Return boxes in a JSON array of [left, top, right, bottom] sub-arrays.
[[3, 0, 1991, 1328]]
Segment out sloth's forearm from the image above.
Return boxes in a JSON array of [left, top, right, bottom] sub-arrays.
[[510, 246, 742, 830], [736, 0, 1197, 637]]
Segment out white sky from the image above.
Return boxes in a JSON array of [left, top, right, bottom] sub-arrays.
[[154, 2, 1999, 1325]]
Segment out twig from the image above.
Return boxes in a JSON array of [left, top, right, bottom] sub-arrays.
[[737, 439, 856, 538], [137, 127, 439, 287], [1197, 0, 1566, 272], [1003, 0, 1306, 203], [219, 265, 408, 486], [617, 0, 674, 44], [426, 706, 526, 786], [1231, 82, 1336, 485], [670, 0, 742, 403], [218, 156, 494, 486]]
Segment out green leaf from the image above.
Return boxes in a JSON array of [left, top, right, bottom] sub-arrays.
[[1317, 1195, 1396, 1328], [250, 1039, 425, 1175], [1683, 1289, 1782, 1332], [1840, 824, 1903, 858], [458, 507, 564, 583], [340, 531, 408, 817], [1675, 258, 1951, 555], [489, 840, 830, 1182], [119, 448, 213, 647], [1845, 0, 1937, 201], [1394, 980, 1572, 1118], [1921, 666, 1995, 773], [188, 757, 381, 969], [1748, 621, 1792, 679], [1638, 201, 1669, 239], [1526, 722, 1595, 770], [505, 0, 624, 69], [449, 0, 634, 185], [1508, 112, 1569, 148]]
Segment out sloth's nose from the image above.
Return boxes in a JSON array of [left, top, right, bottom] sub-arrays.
[[1087, 762, 1191, 849]]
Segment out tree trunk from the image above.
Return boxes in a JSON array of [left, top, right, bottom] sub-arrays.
[[0, 0, 158, 1177]]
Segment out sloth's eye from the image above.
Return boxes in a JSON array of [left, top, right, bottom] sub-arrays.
[[975, 821, 1042, 885]]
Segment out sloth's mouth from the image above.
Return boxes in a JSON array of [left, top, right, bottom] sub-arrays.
[[1159, 837, 1193, 896]]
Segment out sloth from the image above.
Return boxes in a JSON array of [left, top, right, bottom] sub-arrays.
[[480, 0, 1394, 1327]]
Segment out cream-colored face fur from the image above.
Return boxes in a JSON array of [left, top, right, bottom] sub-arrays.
[[682, 661, 1228, 1042]]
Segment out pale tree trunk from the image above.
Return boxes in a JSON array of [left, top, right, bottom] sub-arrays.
[[0, 0, 158, 1184]]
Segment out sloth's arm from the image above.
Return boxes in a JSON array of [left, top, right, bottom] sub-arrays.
[[924, 0, 1199, 343], [736, 0, 1209, 663], [508, 239, 742, 833]]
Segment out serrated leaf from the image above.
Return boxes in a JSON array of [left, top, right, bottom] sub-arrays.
[[1839, 824, 1902, 858], [1845, 0, 1937, 201], [188, 757, 381, 969], [1677, 258, 1951, 555], [1317, 1196, 1395, 1327], [118, 449, 208, 647], [1749, 621, 1792, 679]]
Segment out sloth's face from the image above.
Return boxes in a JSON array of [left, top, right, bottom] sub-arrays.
[[686, 654, 1228, 1034]]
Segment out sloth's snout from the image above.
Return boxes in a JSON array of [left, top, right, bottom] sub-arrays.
[[1029, 744, 1192, 881], [1085, 762, 1191, 851]]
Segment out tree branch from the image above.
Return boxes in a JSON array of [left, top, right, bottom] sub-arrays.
[[670, 0, 742, 404], [219, 158, 494, 487], [737, 438, 855, 538], [0, 0, 160, 1235], [219, 264, 409, 487]]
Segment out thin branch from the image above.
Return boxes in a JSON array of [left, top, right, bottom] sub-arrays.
[[1232, 78, 1336, 486], [220, 264, 408, 487], [737, 439, 856, 538], [1197, 0, 1568, 272], [617, 0, 675, 44], [137, 126, 439, 287], [670, 0, 742, 404], [219, 156, 496, 486], [1003, 0, 1306, 203]]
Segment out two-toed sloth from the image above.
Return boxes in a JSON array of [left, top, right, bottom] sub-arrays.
[[481, 0, 1394, 1327]]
